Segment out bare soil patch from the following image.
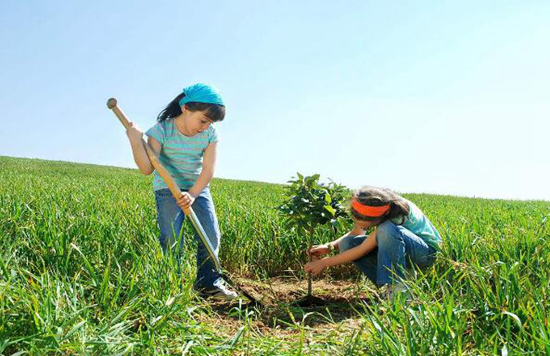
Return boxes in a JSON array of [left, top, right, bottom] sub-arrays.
[[197, 276, 378, 337]]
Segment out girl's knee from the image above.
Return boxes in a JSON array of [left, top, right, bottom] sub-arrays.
[[376, 221, 400, 245], [339, 236, 353, 252], [339, 235, 366, 252]]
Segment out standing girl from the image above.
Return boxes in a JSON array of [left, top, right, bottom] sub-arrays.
[[125, 83, 237, 301], [304, 186, 441, 299]]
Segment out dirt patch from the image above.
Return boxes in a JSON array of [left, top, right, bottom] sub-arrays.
[[197, 276, 379, 337]]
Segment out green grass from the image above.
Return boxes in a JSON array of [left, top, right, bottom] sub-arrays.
[[1, 155, 549, 355]]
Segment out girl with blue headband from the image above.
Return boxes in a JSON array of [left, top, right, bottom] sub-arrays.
[[125, 83, 237, 301]]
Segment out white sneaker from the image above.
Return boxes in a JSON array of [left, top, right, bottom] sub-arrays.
[[196, 280, 238, 301], [380, 282, 408, 302]]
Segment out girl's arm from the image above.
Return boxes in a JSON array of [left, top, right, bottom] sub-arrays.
[[126, 122, 159, 175], [188, 142, 217, 198]]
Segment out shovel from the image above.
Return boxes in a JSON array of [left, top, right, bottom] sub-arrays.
[[107, 98, 260, 307]]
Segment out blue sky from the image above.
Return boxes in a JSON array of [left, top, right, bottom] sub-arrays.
[[1, 1, 549, 200]]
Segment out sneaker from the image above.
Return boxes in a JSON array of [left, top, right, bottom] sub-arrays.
[[379, 282, 408, 302], [196, 280, 239, 301]]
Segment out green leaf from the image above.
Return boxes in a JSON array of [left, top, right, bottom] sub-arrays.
[[324, 205, 336, 216], [502, 311, 522, 329]]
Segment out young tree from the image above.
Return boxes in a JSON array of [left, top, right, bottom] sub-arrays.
[[277, 173, 348, 298]]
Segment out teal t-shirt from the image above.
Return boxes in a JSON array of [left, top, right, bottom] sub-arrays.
[[145, 119, 219, 191], [391, 199, 442, 250]]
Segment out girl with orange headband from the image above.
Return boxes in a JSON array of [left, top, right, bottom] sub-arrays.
[[304, 186, 441, 299]]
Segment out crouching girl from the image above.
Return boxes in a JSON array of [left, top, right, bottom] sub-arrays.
[[304, 186, 441, 299]]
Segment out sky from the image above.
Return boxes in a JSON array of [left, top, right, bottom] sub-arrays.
[[1, 1, 549, 201]]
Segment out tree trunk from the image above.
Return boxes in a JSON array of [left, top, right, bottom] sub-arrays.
[[307, 225, 315, 297]]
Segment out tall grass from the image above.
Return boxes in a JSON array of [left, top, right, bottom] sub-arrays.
[[1, 156, 549, 354]]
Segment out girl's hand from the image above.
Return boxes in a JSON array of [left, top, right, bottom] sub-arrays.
[[304, 259, 327, 276], [307, 244, 331, 257], [126, 122, 144, 143], [176, 192, 195, 210]]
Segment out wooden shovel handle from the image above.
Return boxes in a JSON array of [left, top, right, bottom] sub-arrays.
[[107, 98, 191, 216]]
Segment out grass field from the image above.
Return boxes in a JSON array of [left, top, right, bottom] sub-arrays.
[[1, 156, 549, 355]]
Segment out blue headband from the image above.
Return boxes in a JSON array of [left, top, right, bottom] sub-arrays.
[[178, 83, 225, 107]]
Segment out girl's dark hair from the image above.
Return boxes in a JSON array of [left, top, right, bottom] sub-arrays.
[[351, 186, 410, 225], [157, 92, 226, 123]]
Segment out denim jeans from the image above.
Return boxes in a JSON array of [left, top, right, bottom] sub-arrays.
[[339, 221, 437, 286], [154, 187, 221, 289]]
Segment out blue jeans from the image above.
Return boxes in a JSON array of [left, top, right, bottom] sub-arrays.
[[154, 187, 221, 289], [339, 221, 437, 286]]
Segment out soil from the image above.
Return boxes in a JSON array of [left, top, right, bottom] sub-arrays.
[[198, 276, 380, 337]]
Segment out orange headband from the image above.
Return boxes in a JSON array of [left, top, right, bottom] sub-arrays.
[[351, 199, 390, 217]]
